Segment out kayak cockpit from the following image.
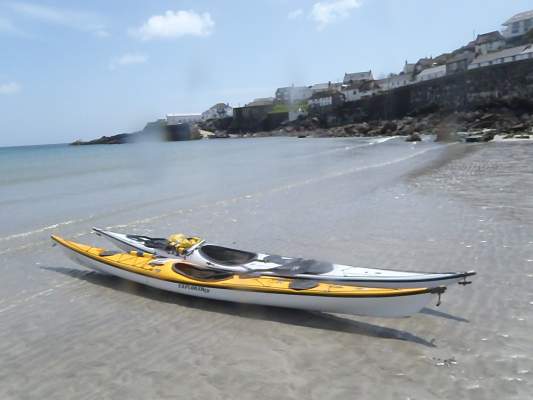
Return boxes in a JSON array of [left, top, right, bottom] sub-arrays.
[[126, 234, 170, 250], [198, 245, 257, 266], [172, 263, 234, 281]]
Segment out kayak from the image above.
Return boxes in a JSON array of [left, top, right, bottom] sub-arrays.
[[51, 235, 445, 318], [93, 228, 476, 288]]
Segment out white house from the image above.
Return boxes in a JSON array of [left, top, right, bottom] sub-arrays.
[[502, 10, 533, 38], [468, 45, 533, 69], [343, 71, 373, 84], [474, 31, 505, 55], [377, 73, 414, 91], [307, 91, 345, 109], [201, 103, 233, 120], [166, 114, 202, 125], [341, 80, 381, 102], [416, 65, 446, 82], [275, 85, 312, 104]]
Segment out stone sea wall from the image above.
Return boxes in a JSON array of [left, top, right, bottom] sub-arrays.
[[341, 58, 533, 122]]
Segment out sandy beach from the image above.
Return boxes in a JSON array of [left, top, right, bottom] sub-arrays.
[[1, 138, 532, 399]]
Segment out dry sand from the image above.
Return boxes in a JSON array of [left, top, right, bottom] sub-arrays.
[[1, 141, 532, 399]]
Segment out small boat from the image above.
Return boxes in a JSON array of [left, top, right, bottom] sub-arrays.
[[93, 228, 476, 288], [51, 235, 444, 318]]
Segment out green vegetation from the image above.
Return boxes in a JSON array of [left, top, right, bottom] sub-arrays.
[[271, 101, 308, 114], [271, 104, 289, 113]]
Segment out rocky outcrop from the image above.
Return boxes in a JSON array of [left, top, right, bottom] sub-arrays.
[[209, 106, 533, 142], [71, 119, 200, 145]]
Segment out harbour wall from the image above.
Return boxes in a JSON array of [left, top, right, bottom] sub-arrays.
[[340, 58, 533, 122]]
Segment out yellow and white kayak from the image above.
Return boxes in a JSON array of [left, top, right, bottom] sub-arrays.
[[52, 235, 445, 318]]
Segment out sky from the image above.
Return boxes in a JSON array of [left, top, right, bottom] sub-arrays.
[[0, 0, 531, 146]]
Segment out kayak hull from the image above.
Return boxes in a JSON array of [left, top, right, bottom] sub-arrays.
[[54, 236, 442, 318], [93, 228, 475, 289]]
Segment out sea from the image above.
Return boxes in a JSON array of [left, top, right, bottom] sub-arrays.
[[1, 136, 532, 399], [0, 136, 440, 244]]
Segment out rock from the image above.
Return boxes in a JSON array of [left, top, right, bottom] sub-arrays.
[[367, 128, 382, 137], [380, 121, 397, 135], [510, 123, 527, 132], [405, 132, 422, 142]]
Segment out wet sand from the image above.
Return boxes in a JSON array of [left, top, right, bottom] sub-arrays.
[[1, 140, 532, 399]]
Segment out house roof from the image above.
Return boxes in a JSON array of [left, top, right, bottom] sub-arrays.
[[343, 71, 373, 82], [446, 50, 474, 64], [341, 79, 379, 91], [378, 73, 412, 84], [503, 10, 533, 26], [471, 44, 533, 64], [416, 65, 446, 77], [310, 82, 331, 91], [475, 31, 504, 44], [415, 57, 434, 66]]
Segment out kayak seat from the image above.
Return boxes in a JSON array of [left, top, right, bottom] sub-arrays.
[[289, 279, 319, 290], [127, 235, 170, 250], [172, 263, 234, 281], [199, 245, 257, 266]]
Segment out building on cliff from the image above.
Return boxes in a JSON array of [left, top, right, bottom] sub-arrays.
[[343, 71, 373, 84], [403, 61, 416, 75], [468, 44, 533, 69], [275, 85, 312, 104], [474, 31, 505, 55], [377, 73, 414, 91], [416, 64, 447, 82], [446, 51, 475, 74], [310, 82, 334, 94], [502, 10, 533, 38], [201, 103, 233, 120], [308, 90, 345, 110], [341, 80, 381, 102]]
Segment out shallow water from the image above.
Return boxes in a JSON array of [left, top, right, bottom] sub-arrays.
[[1, 138, 532, 399]]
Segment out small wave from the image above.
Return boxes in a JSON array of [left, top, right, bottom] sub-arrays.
[[0, 219, 82, 243], [369, 136, 399, 145]]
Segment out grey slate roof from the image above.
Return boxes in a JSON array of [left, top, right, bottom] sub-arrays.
[[503, 10, 533, 25], [475, 31, 504, 44], [343, 71, 373, 83]]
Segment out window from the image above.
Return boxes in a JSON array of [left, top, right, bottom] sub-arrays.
[[512, 21, 519, 34], [525, 19, 532, 31]]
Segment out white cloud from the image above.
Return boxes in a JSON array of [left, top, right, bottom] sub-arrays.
[[288, 9, 304, 20], [132, 10, 214, 41], [9, 2, 109, 37], [109, 53, 148, 70], [310, 0, 362, 30], [0, 82, 21, 95]]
